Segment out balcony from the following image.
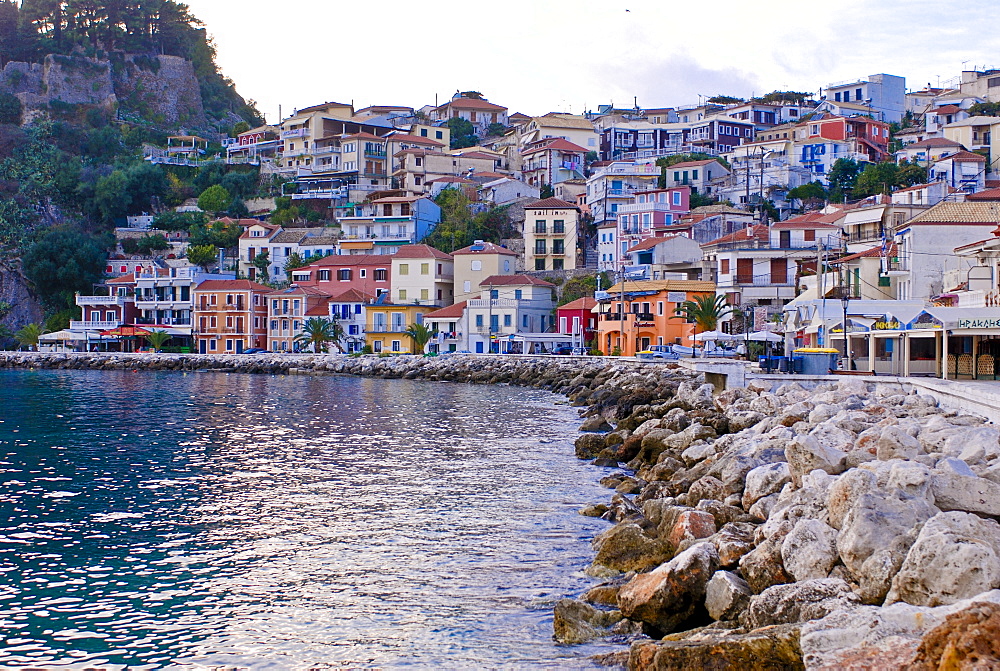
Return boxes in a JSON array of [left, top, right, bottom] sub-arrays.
[[281, 129, 307, 139], [600, 313, 656, 322], [617, 202, 678, 214], [467, 299, 550, 308], [70, 320, 120, 330], [135, 317, 191, 326], [368, 325, 408, 333], [76, 294, 131, 306], [726, 274, 794, 287]]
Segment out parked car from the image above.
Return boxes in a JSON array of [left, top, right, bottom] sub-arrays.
[[552, 346, 574, 355], [637, 345, 679, 360], [242, 348, 267, 354]]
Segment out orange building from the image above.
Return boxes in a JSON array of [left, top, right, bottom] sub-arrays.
[[192, 279, 270, 354], [596, 280, 715, 356]]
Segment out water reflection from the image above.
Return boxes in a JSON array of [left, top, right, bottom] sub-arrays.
[[0, 370, 613, 668]]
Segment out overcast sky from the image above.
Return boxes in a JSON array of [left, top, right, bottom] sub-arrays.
[[184, 0, 1000, 124]]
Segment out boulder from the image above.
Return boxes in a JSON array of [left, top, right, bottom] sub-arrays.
[[836, 489, 937, 604], [743, 578, 862, 630], [800, 589, 1000, 670], [695, 499, 751, 528], [592, 522, 673, 573], [579, 415, 614, 433], [739, 534, 792, 594], [781, 519, 839, 582], [886, 511, 1000, 607], [785, 435, 847, 485], [575, 432, 605, 459], [930, 471, 1000, 517], [552, 598, 623, 644], [742, 462, 792, 510], [709, 522, 756, 568], [908, 601, 1000, 670], [686, 476, 725, 504], [705, 570, 752, 621], [628, 623, 803, 671], [941, 426, 1000, 462], [826, 468, 878, 530], [876, 425, 921, 461], [617, 542, 719, 634], [748, 493, 780, 521], [935, 457, 976, 478], [666, 510, 717, 550]]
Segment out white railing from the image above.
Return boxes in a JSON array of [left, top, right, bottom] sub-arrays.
[[467, 299, 551, 308], [617, 202, 678, 214], [76, 294, 128, 305], [70, 320, 120, 330]]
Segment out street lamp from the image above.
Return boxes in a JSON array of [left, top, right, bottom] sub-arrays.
[[840, 290, 852, 370], [743, 305, 753, 361]]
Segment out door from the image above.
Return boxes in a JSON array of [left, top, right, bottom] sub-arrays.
[[736, 258, 753, 284], [770, 258, 787, 285], [199, 339, 207, 354], [641, 337, 651, 351], [779, 230, 791, 248], [236, 340, 244, 354]]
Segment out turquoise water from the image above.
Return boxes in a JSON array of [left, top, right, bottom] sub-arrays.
[[0, 369, 615, 669]]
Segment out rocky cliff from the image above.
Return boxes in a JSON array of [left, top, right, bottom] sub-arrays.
[[1, 52, 207, 129]]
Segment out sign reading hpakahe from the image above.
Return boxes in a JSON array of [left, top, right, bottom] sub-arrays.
[[957, 318, 1000, 329], [667, 292, 687, 303]]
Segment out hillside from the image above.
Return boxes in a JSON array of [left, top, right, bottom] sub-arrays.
[[0, 1, 266, 342]]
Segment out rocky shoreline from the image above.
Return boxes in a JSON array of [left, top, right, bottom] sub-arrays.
[[6, 352, 1000, 669]]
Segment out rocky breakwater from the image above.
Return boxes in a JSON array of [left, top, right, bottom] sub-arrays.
[[559, 377, 1000, 670]]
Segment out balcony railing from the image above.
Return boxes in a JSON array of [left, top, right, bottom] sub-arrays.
[[600, 312, 656, 322], [617, 202, 678, 214], [368, 325, 408, 333], [76, 294, 130, 305], [725, 274, 794, 287], [70, 320, 120, 330], [467, 298, 550, 308]]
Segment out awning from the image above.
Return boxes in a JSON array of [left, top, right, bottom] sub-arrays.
[[339, 241, 374, 249], [843, 207, 885, 226], [100, 326, 152, 337]]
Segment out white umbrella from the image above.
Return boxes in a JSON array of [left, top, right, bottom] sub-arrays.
[[747, 331, 784, 343], [693, 330, 738, 342]]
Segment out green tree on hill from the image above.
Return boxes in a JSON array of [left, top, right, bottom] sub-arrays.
[[197, 184, 231, 215], [21, 226, 109, 308], [186, 244, 217, 271]]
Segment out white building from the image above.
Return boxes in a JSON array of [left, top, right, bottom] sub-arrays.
[[465, 275, 556, 354], [824, 73, 906, 123]]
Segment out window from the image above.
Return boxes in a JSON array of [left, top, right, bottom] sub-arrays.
[[534, 220, 547, 234], [523, 314, 530, 328], [535, 240, 547, 254], [553, 240, 565, 255], [210, 316, 217, 328], [399, 263, 409, 275], [420, 289, 429, 301], [804, 229, 816, 242], [420, 263, 429, 275], [270, 320, 277, 331], [359, 269, 367, 279], [553, 259, 564, 270], [692, 169, 698, 180], [375, 269, 387, 282], [535, 258, 546, 270], [420, 128, 428, 137], [338, 269, 352, 281], [399, 289, 407, 300], [475, 314, 484, 327], [553, 220, 565, 233], [504, 314, 512, 327], [392, 340, 401, 352], [672, 191, 681, 205], [436, 131, 443, 140], [209, 339, 217, 351], [318, 270, 330, 281], [657, 301, 664, 316], [514, 289, 522, 299]]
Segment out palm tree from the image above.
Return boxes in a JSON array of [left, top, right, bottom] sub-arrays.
[[404, 322, 437, 354], [295, 317, 343, 353], [14, 323, 43, 351], [672, 294, 734, 335], [144, 329, 172, 353]]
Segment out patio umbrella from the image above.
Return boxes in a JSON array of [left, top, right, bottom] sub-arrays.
[[693, 330, 738, 342], [747, 331, 784, 343]]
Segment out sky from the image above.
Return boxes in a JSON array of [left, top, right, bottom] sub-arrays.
[[183, 0, 1000, 124]]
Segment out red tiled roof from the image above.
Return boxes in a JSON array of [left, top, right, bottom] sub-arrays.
[[454, 151, 499, 160], [386, 133, 444, 147], [440, 98, 507, 112], [266, 285, 332, 297], [107, 272, 142, 284], [471, 171, 510, 179], [830, 242, 897, 265], [966, 188, 1000, 201], [906, 137, 963, 149], [302, 254, 389, 268], [195, 279, 271, 292], [392, 244, 453, 260], [305, 304, 331, 316], [344, 132, 385, 141], [770, 219, 840, 230], [452, 241, 518, 256], [626, 235, 680, 253], [521, 138, 588, 155], [559, 297, 597, 311], [702, 225, 768, 247], [525, 197, 579, 209], [427, 176, 475, 184], [938, 150, 986, 162], [932, 105, 961, 114], [481, 274, 555, 287], [327, 287, 374, 303], [423, 301, 468, 320], [667, 159, 724, 169], [893, 182, 934, 194]]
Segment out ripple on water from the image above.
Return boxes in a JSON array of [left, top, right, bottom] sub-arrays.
[[0, 369, 618, 668]]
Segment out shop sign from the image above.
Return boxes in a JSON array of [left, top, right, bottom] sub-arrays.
[[635, 322, 656, 328], [957, 318, 1000, 329], [909, 312, 943, 330], [872, 320, 901, 330], [667, 292, 687, 303]]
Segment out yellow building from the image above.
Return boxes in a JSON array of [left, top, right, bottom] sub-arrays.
[[524, 197, 581, 271], [452, 241, 518, 303], [364, 302, 427, 354]]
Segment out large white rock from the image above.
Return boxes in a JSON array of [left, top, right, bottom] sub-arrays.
[[801, 589, 1000, 669], [942, 426, 1000, 463], [886, 460, 933, 503], [836, 489, 938, 603], [930, 472, 1000, 517], [742, 462, 792, 509], [781, 519, 839, 581], [886, 511, 1000, 607], [742, 578, 862, 630], [876, 425, 921, 461], [705, 570, 752, 621], [826, 468, 878, 530], [785, 435, 847, 485]]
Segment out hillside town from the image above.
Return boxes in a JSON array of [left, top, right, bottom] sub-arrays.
[[44, 68, 1000, 379]]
